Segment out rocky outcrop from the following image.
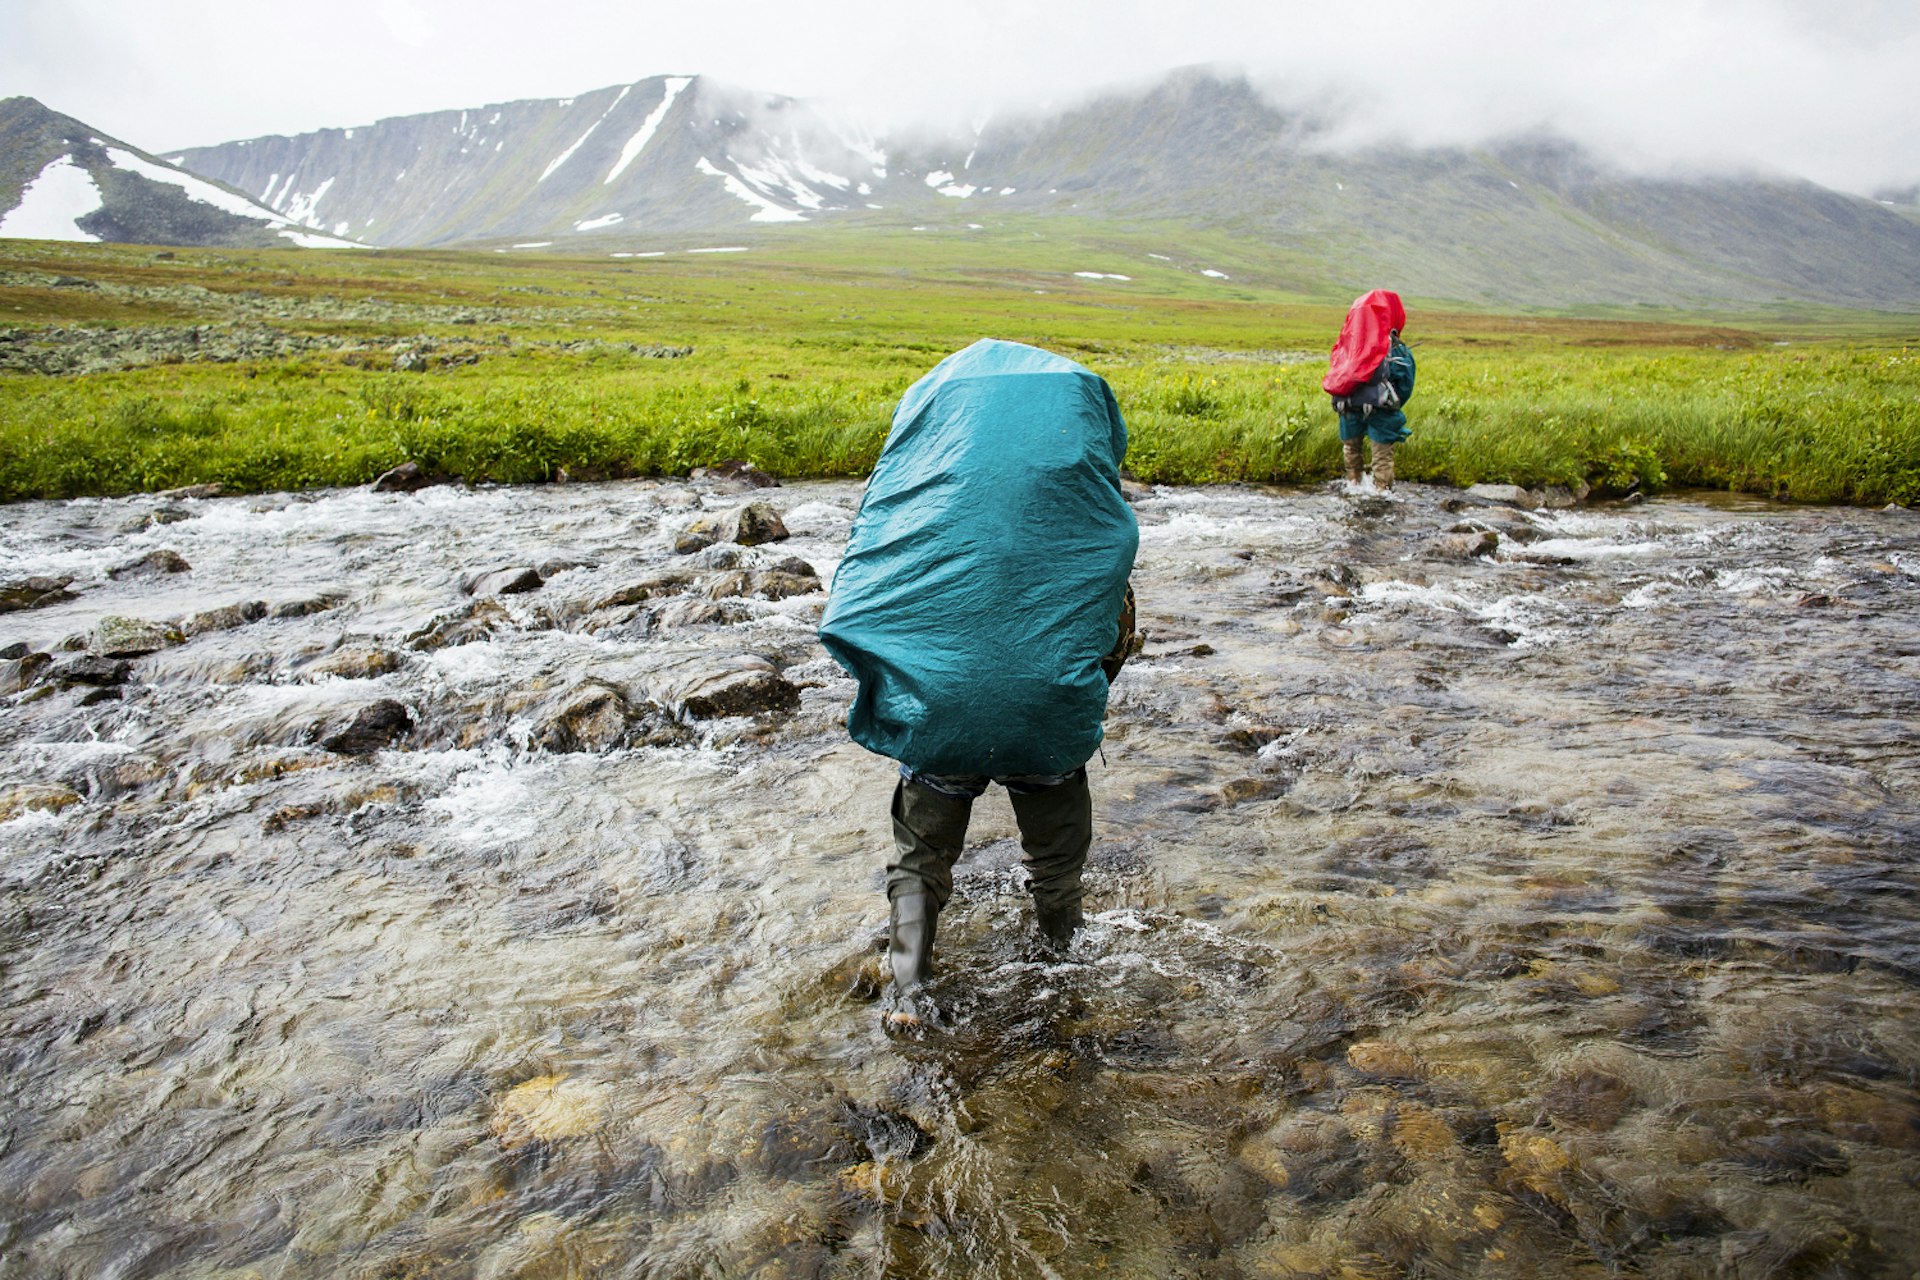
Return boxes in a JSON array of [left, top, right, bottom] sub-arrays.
[[0, 575, 77, 613]]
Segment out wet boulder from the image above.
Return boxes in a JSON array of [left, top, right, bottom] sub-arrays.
[[157, 483, 223, 500], [651, 598, 751, 629], [108, 550, 191, 579], [371, 461, 430, 492], [650, 654, 800, 719], [89, 615, 181, 658], [734, 502, 790, 547], [595, 571, 697, 611], [1423, 531, 1500, 560], [689, 458, 779, 488], [53, 656, 132, 687], [269, 592, 346, 619], [182, 601, 268, 637], [0, 651, 53, 695], [465, 566, 543, 597], [0, 575, 76, 614], [321, 699, 414, 756], [1539, 482, 1590, 509], [407, 598, 515, 651], [705, 570, 825, 602], [529, 680, 632, 753], [303, 646, 406, 681]]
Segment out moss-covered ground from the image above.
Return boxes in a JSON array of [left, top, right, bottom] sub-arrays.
[[2, 223, 1916, 505]]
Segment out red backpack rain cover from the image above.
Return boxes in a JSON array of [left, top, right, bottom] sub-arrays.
[[1323, 289, 1407, 396]]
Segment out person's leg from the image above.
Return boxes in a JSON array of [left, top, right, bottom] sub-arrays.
[[886, 770, 982, 1019], [1371, 439, 1396, 491], [1342, 440, 1365, 485], [1005, 768, 1093, 948]]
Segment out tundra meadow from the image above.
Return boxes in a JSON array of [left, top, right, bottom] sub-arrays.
[[2, 224, 1916, 505]]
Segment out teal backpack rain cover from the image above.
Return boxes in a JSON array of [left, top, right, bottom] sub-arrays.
[[819, 339, 1140, 777]]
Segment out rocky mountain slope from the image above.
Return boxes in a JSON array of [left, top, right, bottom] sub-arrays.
[[0, 98, 363, 250], [167, 76, 886, 247], [18, 69, 1920, 309]]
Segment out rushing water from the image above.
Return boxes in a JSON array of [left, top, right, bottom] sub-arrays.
[[2, 476, 1918, 1279]]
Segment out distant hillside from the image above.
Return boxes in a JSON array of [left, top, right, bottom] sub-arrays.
[[148, 70, 1920, 309], [0, 98, 364, 249], [168, 76, 888, 248]]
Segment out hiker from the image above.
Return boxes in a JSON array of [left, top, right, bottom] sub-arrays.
[[818, 339, 1142, 1027], [1323, 289, 1416, 490]]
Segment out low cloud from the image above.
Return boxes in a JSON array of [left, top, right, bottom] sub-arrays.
[[5, 0, 1916, 195]]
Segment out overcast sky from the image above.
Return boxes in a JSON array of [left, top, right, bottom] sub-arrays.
[[6, 0, 1918, 195]]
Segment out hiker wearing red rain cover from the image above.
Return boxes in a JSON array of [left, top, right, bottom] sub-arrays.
[[1323, 289, 1416, 491]]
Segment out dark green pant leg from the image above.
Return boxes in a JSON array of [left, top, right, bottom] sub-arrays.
[[887, 777, 973, 907], [1008, 769, 1092, 934]]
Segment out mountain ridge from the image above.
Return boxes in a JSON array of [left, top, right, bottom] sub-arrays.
[[11, 71, 1920, 311]]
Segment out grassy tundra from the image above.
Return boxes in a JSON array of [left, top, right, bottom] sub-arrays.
[[1, 225, 1916, 505]]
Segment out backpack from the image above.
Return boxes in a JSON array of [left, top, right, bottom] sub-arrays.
[[1330, 356, 1401, 419]]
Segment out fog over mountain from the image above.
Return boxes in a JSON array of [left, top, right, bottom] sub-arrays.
[[6, 0, 1918, 198], [137, 68, 1920, 311]]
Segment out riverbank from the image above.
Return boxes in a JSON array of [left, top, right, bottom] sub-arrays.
[[3, 240, 1916, 505]]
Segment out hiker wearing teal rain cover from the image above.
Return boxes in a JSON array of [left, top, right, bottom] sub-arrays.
[[818, 339, 1142, 1028], [1324, 289, 1416, 490]]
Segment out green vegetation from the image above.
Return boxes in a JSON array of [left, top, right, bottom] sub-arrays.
[[2, 228, 1916, 505]]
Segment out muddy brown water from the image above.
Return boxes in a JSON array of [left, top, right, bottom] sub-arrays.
[[2, 478, 1917, 1278]]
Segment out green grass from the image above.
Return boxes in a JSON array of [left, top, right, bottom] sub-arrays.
[[2, 232, 1916, 505]]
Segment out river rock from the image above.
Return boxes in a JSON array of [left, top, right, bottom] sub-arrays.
[[651, 655, 800, 719], [734, 502, 790, 546], [771, 557, 818, 578], [321, 700, 413, 756], [465, 566, 543, 597], [1543, 1068, 1634, 1131], [596, 571, 697, 610], [706, 570, 824, 602], [1238, 1112, 1360, 1199], [690, 459, 779, 488], [1539, 482, 1590, 509], [0, 784, 82, 822], [371, 461, 429, 492], [1498, 1127, 1576, 1206], [304, 646, 406, 680], [157, 483, 223, 500], [89, 615, 181, 658], [652, 598, 750, 628], [269, 592, 346, 619], [53, 656, 131, 687], [109, 549, 191, 579], [0, 652, 52, 694], [183, 601, 268, 636], [529, 680, 632, 752], [490, 1075, 606, 1151], [0, 576, 77, 614], [1346, 1039, 1424, 1078], [1465, 483, 1538, 509], [1424, 531, 1500, 559], [673, 521, 721, 554], [408, 599, 514, 651]]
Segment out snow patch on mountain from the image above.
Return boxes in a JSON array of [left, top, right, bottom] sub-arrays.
[[575, 212, 623, 231], [695, 157, 806, 222], [606, 77, 692, 184], [541, 85, 631, 183], [0, 155, 103, 241]]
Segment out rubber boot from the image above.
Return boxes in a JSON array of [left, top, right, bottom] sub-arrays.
[[1342, 440, 1365, 486], [1008, 770, 1093, 951], [885, 890, 939, 1027], [1372, 440, 1396, 491]]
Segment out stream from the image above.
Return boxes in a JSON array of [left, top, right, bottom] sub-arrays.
[[2, 476, 1918, 1278]]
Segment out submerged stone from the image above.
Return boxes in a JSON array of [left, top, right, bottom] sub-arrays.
[[0, 784, 82, 822], [466, 566, 543, 597], [490, 1075, 606, 1150], [108, 550, 191, 579], [304, 646, 406, 681]]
